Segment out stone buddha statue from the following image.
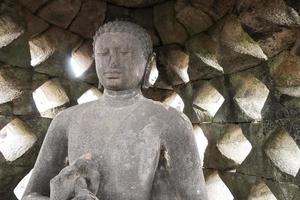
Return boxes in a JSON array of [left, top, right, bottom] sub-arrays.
[[23, 21, 208, 200]]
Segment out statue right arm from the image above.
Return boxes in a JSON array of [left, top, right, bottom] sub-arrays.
[[22, 112, 69, 200]]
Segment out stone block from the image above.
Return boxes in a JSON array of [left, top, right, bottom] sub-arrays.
[[77, 87, 102, 104], [31, 26, 81, 76], [175, 3, 213, 35], [70, 0, 106, 38], [157, 44, 189, 85], [32, 79, 70, 118], [19, 0, 50, 13], [38, 0, 82, 29], [230, 73, 269, 121], [103, 0, 164, 7], [0, 67, 32, 105], [0, 118, 37, 162], [154, 1, 188, 45], [269, 51, 300, 97], [185, 33, 223, 80], [23, 9, 49, 38]]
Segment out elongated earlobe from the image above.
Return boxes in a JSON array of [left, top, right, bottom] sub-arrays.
[[142, 53, 158, 89]]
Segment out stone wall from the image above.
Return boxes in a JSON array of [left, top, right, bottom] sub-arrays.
[[0, 0, 300, 199]]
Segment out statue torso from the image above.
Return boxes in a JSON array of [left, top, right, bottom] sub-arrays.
[[66, 96, 173, 200]]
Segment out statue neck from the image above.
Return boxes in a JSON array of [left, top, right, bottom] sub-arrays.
[[103, 88, 143, 107]]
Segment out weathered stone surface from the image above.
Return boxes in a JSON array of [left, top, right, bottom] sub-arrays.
[[19, 0, 50, 13], [142, 87, 173, 102], [12, 92, 36, 116], [157, 45, 189, 85], [186, 33, 223, 80], [23, 9, 49, 38], [104, 0, 164, 7], [70, 0, 106, 38], [216, 124, 252, 165], [192, 81, 225, 120], [38, 0, 82, 29], [0, 118, 37, 162], [0, 4, 31, 68], [190, 0, 235, 20], [264, 128, 300, 177], [30, 26, 81, 76], [0, 67, 32, 105], [32, 79, 69, 118], [248, 181, 277, 200], [219, 15, 267, 60], [258, 28, 296, 58], [230, 74, 269, 121], [269, 51, 300, 97], [59, 78, 94, 105], [0, 15, 24, 48], [154, 1, 188, 45], [175, 3, 213, 35]]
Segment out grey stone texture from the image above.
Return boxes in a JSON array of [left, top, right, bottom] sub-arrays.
[[0, 0, 299, 199]]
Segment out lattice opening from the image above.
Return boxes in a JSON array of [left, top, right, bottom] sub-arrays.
[[70, 41, 94, 77], [77, 87, 102, 104], [264, 128, 300, 177], [14, 170, 32, 200], [0, 118, 36, 161], [217, 125, 252, 165], [206, 171, 234, 200], [163, 92, 184, 112], [193, 125, 208, 166], [193, 81, 225, 117]]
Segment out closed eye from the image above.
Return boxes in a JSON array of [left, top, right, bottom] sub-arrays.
[[96, 50, 109, 56]]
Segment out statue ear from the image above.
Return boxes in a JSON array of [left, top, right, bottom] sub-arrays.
[[142, 52, 158, 89]]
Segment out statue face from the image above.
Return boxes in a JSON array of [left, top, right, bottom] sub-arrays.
[[94, 32, 147, 91]]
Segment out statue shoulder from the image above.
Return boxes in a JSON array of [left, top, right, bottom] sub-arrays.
[[141, 98, 192, 130], [53, 99, 101, 125]]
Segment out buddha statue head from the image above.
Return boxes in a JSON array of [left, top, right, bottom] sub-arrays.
[[93, 21, 156, 91]]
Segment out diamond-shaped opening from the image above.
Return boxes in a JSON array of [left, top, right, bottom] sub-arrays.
[[232, 75, 269, 120], [32, 79, 69, 117], [264, 128, 300, 177], [70, 41, 94, 77], [216, 124, 252, 165], [77, 87, 102, 104], [14, 169, 32, 200], [146, 58, 159, 86], [248, 181, 277, 200], [193, 81, 225, 117], [0, 15, 24, 48], [193, 125, 208, 166], [206, 171, 234, 200], [0, 118, 36, 162], [163, 92, 184, 112]]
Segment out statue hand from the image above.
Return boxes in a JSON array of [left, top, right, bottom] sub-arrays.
[[50, 153, 100, 200]]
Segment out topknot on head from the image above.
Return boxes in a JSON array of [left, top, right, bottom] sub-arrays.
[[93, 20, 153, 59]]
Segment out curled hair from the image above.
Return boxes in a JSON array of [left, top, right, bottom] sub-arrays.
[[93, 20, 153, 59]]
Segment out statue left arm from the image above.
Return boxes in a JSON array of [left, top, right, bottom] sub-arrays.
[[164, 114, 208, 200]]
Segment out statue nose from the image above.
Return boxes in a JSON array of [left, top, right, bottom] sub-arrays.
[[109, 50, 119, 68]]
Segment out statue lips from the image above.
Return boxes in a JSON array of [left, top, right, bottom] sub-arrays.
[[104, 70, 122, 79]]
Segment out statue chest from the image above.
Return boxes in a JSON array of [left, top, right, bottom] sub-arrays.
[[66, 109, 166, 199]]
